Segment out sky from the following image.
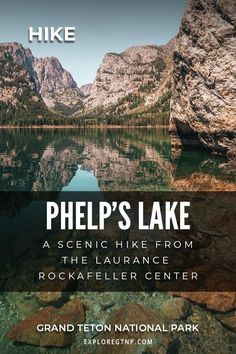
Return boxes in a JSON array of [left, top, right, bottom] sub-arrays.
[[0, 0, 187, 86]]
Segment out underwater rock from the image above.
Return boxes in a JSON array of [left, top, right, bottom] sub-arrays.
[[6, 292, 39, 317], [7, 298, 85, 347], [171, 292, 236, 312], [97, 302, 169, 354], [172, 173, 236, 191], [215, 311, 236, 332], [160, 297, 191, 320], [35, 291, 63, 306]]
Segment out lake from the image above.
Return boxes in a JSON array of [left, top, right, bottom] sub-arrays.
[[0, 127, 236, 191]]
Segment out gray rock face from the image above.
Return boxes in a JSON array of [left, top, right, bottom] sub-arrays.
[[0, 42, 39, 91], [0, 42, 50, 121], [0, 42, 84, 116], [34, 57, 77, 93], [84, 40, 175, 114], [170, 0, 236, 156], [33, 57, 84, 113], [80, 83, 92, 97]]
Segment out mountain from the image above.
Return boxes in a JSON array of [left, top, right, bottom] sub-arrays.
[[80, 83, 92, 97], [170, 0, 236, 156], [83, 40, 175, 118], [0, 42, 39, 87], [0, 42, 84, 122], [0, 42, 51, 124], [0, 39, 175, 125], [34, 57, 84, 115]]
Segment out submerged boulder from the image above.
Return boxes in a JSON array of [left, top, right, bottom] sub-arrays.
[[97, 302, 169, 354], [7, 298, 85, 347]]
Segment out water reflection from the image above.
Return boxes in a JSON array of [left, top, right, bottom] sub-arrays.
[[0, 128, 236, 191]]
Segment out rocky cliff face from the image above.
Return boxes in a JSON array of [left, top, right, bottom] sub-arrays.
[[84, 40, 175, 115], [0, 42, 50, 123], [170, 0, 236, 156], [80, 83, 92, 97], [0, 42, 39, 90], [33, 57, 84, 114], [0, 42, 84, 119]]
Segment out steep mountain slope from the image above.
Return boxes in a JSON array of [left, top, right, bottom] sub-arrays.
[[80, 83, 92, 97], [83, 39, 175, 117], [34, 57, 84, 115], [0, 43, 51, 124], [0, 42, 84, 121], [170, 0, 236, 156], [0, 42, 39, 89]]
